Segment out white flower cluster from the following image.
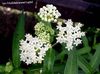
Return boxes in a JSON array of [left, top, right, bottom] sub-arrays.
[[56, 19, 85, 51], [19, 34, 51, 65], [38, 4, 61, 22]]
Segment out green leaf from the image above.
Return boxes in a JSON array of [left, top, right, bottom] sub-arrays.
[[25, 69, 41, 74], [42, 48, 55, 74], [0, 65, 5, 72], [56, 49, 67, 60], [78, 55, 93, 74], [82, 36, 89, 47], [24, 64, 43, 74], [12, 12, 25, 68], [77, 46, 91, 55], [33, 12, 41, 22], [54, 64, 65, 74], [11, 69, 23, 74], [93, 34, 97, 45], [56, 43, 68, 61], [90, 43, 100, 71], [44, 22, 55, 43], [96, 72, 100, 74], [64, 50, 78, 74], [78, 70, 85, 74]]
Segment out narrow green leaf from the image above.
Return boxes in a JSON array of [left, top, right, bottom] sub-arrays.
[[54, 64, 65, 74], [90, 43, 100, 71], [64, 50, 78, 74], [25, 69, 41, 74], [82, 36, 89, 47], [56, 49, 67, 60], [56, 43, 68, 61], [78, 55, 93, 74], [93, 34, 97, 45], [77, 46, 91, 55], [12, 12, 25, 68], [42, 48, 55, 74]]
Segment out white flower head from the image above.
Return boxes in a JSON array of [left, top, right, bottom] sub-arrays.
[[38, 4, 61, 22], [19, 34, 51, 65], [56, 19, 85, 51]]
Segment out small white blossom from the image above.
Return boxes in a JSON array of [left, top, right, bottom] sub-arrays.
[[57, 21, 63, 25], [40, 68, 42, 74], [19, 34, 51, 65], [38, 4, 61, 22], [56, 19, 85, 51]]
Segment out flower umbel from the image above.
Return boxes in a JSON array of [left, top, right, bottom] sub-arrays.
[[19, 34, 51, 65], [56, 19, 85, 51], [34, 22, 55, 43], [38, 4, 61, 22]]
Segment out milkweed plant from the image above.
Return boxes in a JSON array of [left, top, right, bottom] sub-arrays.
[[0, 4, 100, 74]]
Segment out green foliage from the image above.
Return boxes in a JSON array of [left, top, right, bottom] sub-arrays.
[[5, 62, 13, 73], [12, 12, 25, 68], [64, 50, 78, 74], [54, 64, 65, 74], [78, 55, 93, 74], [42, 48, 55, 74], [82, 36, 89, 47], [0, 62, 13, 74], [11, 69, 23, 74], [0, 65, 5, 73], [25, 68, 41, 74], [90, 43, 100, 72], [56, 49, 67, 60], [77, 46, 91, 55]]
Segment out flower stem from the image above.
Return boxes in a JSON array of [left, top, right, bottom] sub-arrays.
[[52, 42, 58, 47]]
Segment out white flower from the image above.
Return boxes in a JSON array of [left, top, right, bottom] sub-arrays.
[[57, 21, 63, 25], [40, 68, 42, 74], [19, 34, 51, 65], [38, 4, 61, 22], [56, 19, 85, 51]]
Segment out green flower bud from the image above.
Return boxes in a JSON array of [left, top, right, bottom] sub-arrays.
[[5, 62, 13, 73]]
